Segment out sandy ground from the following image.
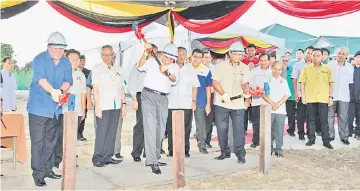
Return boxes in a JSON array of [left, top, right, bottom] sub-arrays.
[[3, 91, 360, 190]]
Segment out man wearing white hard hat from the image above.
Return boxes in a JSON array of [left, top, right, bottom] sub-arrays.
[[137, 43, 180, 174], [212, 41, 250, 164], [27, 32, 72, 186]]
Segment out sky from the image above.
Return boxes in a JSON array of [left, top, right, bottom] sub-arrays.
[[1, 0, 360, 68]]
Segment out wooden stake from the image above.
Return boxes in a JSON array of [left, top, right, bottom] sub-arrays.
[[172, 110, 185, 189], [61, 111, 78, 190], [259, 105, 271, 174]]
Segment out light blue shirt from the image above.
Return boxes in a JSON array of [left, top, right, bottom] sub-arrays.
[[291, 59, 306, 97], [27, 50, 73, 118], [0, 69, 17, 111]]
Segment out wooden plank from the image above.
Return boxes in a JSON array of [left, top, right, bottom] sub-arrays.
[[61, 111, 78, 190], [259, 105, 271, 174], [172, 110, 185, 189]]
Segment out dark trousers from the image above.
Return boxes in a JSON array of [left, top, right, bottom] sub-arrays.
[[92, 109, 120, 164], [205, 93, 215, 144], [296, 98, 306, 137], [244, 107, 250, 132], [167, 109, 193, 153], [307, 103, 330, 143], [215, 106, 246, 159], [348, 101, 360, 136], [54, 114, 64, 166], [251, 105, 260, 145], [286, 100, 296, 134], [131, 93, 145, 158], [78, 107, 86, 138], [29, 114, 59, 179]]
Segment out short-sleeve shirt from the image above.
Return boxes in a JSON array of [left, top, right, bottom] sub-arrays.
[[138, 58, 180, 94], [27, 50, 73, 118], [128, 64, 146, 95], [212, 61, 250, 110], [0, 70, 17, 111], [286, 66, 295, 101], [328, 61, 354, 102], [268, 76, 291, 114], [195, 64, 212, 108], [63, 70, 87, 116], [249, 66, 272, 106], [299, 63, 334, 104], [291, 59, 307, 97], [92, 63, 124, 111], [168, 63, 200, 109]]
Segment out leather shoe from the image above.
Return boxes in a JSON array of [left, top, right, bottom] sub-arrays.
[[199, 148, 208, 154], [214, 153, 230, 160], [237, 157, 246, 164], [34, 178, 46, 186], [305, 140, 315, 146], [151, 164, 161, 174], [158, 162, 167, 166], [45, 172, 61, 179], [206, 143, 213, 148], [106, 159, 123, 165], [185, 152, 190, 158], [288, 132, 296, 137], [167, 151, 173, 157], [133, 157, 141, 162], [250, 143, 259, 148], [93, 161, 105, 167], [329, 137, 335, 141], [323, 142, 334, 149], [341, 139, 350, 145], [299, 136, 305, 140]]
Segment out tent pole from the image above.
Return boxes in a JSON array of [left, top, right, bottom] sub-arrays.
[[119, 42, 123, 67], [188, 30, 192, 53]]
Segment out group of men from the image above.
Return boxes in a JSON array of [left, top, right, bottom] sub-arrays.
[[1, 31, 360, 186]]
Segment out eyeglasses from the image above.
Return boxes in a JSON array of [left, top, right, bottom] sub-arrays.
[[101, 53, 114, 57]]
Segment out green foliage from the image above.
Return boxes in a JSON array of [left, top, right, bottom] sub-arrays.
[[14, 71, 33, 90]]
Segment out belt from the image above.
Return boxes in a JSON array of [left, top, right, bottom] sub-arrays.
[[144, 87, 168, 96]]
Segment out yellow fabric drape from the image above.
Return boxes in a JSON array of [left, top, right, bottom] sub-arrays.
[[0, 0, 26, 9]]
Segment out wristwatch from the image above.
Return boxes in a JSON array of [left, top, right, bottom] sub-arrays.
[[329, 96, 333, 99], [60, 89, 64, 94], [167, 72, 171, 77]]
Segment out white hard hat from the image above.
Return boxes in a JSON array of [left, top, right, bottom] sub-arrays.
[[229, 41, 244, 53], [47, 32, 67, 48], [163, 43, 178, 60]]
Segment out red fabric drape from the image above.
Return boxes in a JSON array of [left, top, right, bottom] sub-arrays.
[[171, 1, 255, 34], [240, 37, 276, 54], [267, 0, 360, 19]]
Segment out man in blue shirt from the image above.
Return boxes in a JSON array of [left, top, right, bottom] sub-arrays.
[[27, 32, 72, 187]]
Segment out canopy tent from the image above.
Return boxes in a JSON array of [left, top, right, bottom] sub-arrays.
[[0, 0, 38, 19]]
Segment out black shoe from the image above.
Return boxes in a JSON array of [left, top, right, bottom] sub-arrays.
[[214, 153, 230, 160], [329, 137, 335, 141], [305, 140, 315, 146], [151, 164, 161, 174], [80, 137, 87, 141], [45, 172, 61, 179], [316, 132, 322, 136], [167, 151, 173, 157], [341, 139, 350, 145], [275, 149, 284, 157], [93, 161, 105, 167], [288, 132, 296, 137], [185, 152, 190, 158], [250, 143, 259, 148], [323, 142, 334, 149], [106, 159, 123, 165], [34, 178, 46, 186], [299, 135, 305, 140], [206, 143, 213, 148], [133, 157, 141, 162], [115, 153, 124, 159], [237, 157, 246, 164], [160, 149, 165, 154], [199, 148, 208, 154], [158, 162, 167, 166]]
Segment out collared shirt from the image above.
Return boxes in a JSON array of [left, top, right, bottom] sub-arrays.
[[128, 64, 146, 95], [328, 61, 353, 102], [168, 63, 200, 109], [63, 70, 87, 116], [350, 65, 360, 103], [0, 69, 17, 111], [212, 61, 250, 110], [286, 66, 295, 100], [299, 63, 334, 104], [27, 50, 73, 118], [291, 59, 307, 97], [194, 64, 212, 108], [249, 66, 272, 106], [138, 57, 180, 94], [268, 76, 291, 114], [92, 63, 124, 111]]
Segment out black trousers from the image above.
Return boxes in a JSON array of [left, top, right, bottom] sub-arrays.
[[78, 107, 86, 138], [29, 114, 59, 180], [167, 109, 193, 153], [348, 101, 360, 136], [286, 100, 296, 134], [205, 93, 215, 144], [131, 93, 145, 158], [92, 109, 120, 164], [296, 98, 306, 137], [307, 103, 330, 143], [251, 105, 260, 145]]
